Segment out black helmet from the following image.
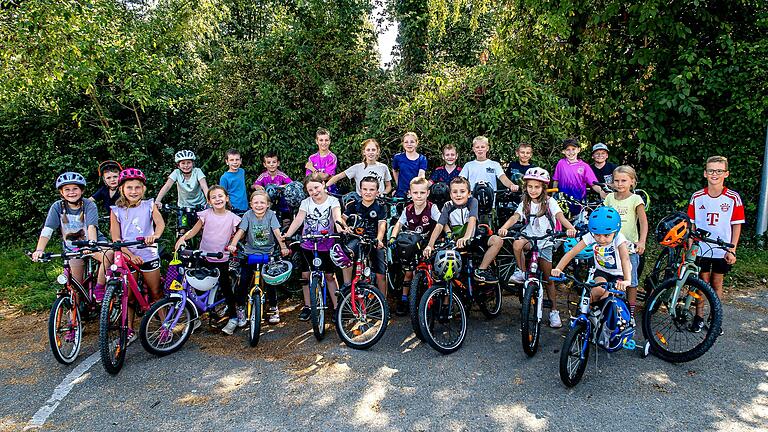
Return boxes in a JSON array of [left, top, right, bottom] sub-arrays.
[[430, 182, 450, 208], [473, 182, 494, 213], [394, 231, 422, 266], [656, 212, 691, 247], [265, 184, 282, 203]]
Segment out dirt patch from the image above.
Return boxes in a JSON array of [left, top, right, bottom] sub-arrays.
[[176, 393, 212, 406]]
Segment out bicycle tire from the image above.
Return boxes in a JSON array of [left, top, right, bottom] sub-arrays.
[[478, 280, 502, 319], [560, 321, 590, 387], [335, 283, 389, 350], [408, 272, 427, 340], [99, 280, 127, 375], [643, 247, 677, 296], [520, 281, 542, 357], [642, 276, 722, 363], [139, 297, 193, 356], [495, 243, 517, 296], [309, 274, 326, 341], [248, 290, 262, 347], [48, 295, 82, 365], [418, 284, 467, 355]]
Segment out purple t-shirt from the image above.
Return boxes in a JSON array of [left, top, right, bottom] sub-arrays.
[[253, 171, 292, 188], [392, 152, 428, 197], [305, 152, 338, 177], [552, 159, 598, 202], [197, 209, 241, 262], [111, 199, 159, 263]]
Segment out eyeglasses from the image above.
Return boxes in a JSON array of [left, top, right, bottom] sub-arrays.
[[705, 169, 727, 175]]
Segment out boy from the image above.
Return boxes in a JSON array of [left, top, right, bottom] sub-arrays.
[[156, 150, 209, 233], [305, 128, 338, 177], [552, 138, 605, 213], [505, 142, 537, 182], [430, 144, 462, 185], [423, 177, 504, 283], [219, 149, 249, 214], [253, 151, 292, 189], [90, 160, 122, 213], [342, 176, 388, 296], [460, 136, 519, 193], [590, 142, 617, 185], [389, 177, 441, 315], [687, 156, 743, 334]]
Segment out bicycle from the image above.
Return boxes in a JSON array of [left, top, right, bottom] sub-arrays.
[[241, 249, 292, 347], [395, 231, 434, 341], [161, 203, 205, 241], [550, 273, 638, 387]]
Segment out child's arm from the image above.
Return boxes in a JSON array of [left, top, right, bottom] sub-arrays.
[[146, 205, 165, 245], [423, 222, 445, 257], [227, 228, 246, 253], [199, 176, 209, 198], [551, 240, 587, 277], [498, 174, 520, 192], [326, 171, 348, 187], [556, 211, 577, 237], [497, 213, 521, 237], [305, 159, 316, 173], [617, 242, 632, 290], [283, 210, 306, 238], [636, 202, 648, 254], [390, 221, 403, 241], [384, 180, 392, 195], [272, 227, 290, 256], [376, 220, 386, 249], [458, 216, 477, 249], [175, 219, 203, 250], [31, 235, 51, 261], [590, 183, 606, 199], [155, 177, 176, 208], [727, 223, 742, 265]]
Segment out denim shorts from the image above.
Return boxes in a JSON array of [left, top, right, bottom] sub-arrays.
[[629, 252, 640, 288]]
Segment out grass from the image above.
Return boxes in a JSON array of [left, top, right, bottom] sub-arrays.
[[0, 245, 60, 313]]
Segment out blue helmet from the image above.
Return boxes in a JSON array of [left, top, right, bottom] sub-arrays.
[[588, 206, 621, 235]]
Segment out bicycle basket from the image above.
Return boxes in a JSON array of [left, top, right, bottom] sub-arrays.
[[596, 297, 635, 352]]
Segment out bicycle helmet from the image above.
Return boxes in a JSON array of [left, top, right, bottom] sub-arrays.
[[55, 172, 87, 189], [174, 150, 196, 163], [433, 249, 462, 281], [118, 168, 146, 185], [342, 191, 361, 210], [656, 212, 691, 247], [430, 182, 450, 208], [265, 184, 282, 203], [563, 237, 594, 260], [186, 266, 219, 292], [262, 260, 293, 285], [394, 231, 422, 266], [472, 182, 494, 214], [588, 206, 621, 235], [330, 243, 354, 268], [283, 181, 307, 208], [97, 160, 123, 177], [597, 297, 635, 353], [522, 167, 550, 184]]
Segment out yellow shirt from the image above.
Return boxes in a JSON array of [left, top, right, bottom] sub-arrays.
[[604, 193, 644, 243]]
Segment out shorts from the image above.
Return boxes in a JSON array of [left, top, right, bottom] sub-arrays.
[[468, 231, 492, 254], [629, 253, 640, 287], [593, 269, 622, 284], [346, 238, 387, 274], [138, 258, 161, 272], [536, 245, 553, 263], [299, 249, 336, 273], [696, 257, 732, 275]]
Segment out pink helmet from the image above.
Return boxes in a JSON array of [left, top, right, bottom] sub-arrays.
[[118, 168, 147, 185], [523, 167, 550, 183]]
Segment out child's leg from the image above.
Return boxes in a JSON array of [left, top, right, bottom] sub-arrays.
[[590, 276, 608, 303], [325, 272, 338, 308], [69, 259, 86, 286], [402, 270, 414, 296], [697, 270, 725, 317], [236, 265, 255, 318], [480, 235, 503, 269], [539, 258, 557, 311], [373, 248, 387, 296], [513, 239, 530, 272], [627, 252, 640, 318], [216, 261, 240, 313], [142, 268, 163, 302], [266, 283, 277, 308], [301, 271, 311, 307]]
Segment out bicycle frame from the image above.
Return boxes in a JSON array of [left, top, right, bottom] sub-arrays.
[[659, 243, 702, 319], [108, 250, 152, 328]]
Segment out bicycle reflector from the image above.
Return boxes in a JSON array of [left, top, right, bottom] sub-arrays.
[[656, 212, 690, 247]]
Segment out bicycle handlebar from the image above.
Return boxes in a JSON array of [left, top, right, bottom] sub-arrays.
[[692, 229, 735, 249], [160, 203, 206, 213], [26, 248, 98, 262], [178, 248, 224, 260], [287, 232, 342, 247], [549, 272, 614, 290], [73, 239, 154, 250]]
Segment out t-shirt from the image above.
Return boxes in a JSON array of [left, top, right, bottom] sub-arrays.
[[219, 168, 248, 212], [581, 232, 629, 278], [169, 168, 207, 207], [344, 162, 393, 194], [505, 161, 537, 182], [306, 152, 338, 177], [398, 202, 440, 234], [437, 197, 479, 238], [687, 187, 745, 259], [515, 197, 562, 248], [344, 200, 386, 238], [238, 209, 280, 255], [111, 199, 159, 262], [552, 159, 598, 202], [392, 152, 428, 197], [459, 159, 505, 191], [299, 195, 341, 251], [43, 199, 100, 252], [253, 170, 292, 188], [90, 185, 119, 214], [198, 208, 241, 262], [429, 166, 462, 184], [604, 193, 644, 243], [591, 162, 617, 185]]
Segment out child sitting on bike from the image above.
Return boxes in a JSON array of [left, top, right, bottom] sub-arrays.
[[389, 176, 440, 315], [156, 150, 209, 230], [551, 206, 631, 311], [110, 168, 166, 340], [423, 176, 504, 283], [552, 139, 606, 213], [228, 189, 291, 326], [90, 160, 123, 213], [175, 186, 242, 334], [282, 172, 343, 322], [497, 168, 577, 328]]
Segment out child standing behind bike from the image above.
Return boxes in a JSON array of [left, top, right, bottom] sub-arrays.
[[327, 138, 393, 195], [90, 160, 123, 213], [219, 149, 249, 215], [392, 132, 428, 198], [497, 168, 577, 328], [552, 139, 605, 210], [156, 150, 209, 229], [429, 144, 462, 185]]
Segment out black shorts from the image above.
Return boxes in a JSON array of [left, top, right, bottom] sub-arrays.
[[346, 238, 387, 274], [299, 249, 336, 273], [593, 269, 622, 283], [139, 258, 161, 272], [696, 257, 732, 275]]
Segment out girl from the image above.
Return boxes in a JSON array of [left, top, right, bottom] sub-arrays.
[[497, 168, 577, 328], [326, 139, 392, 195], [392, 132, 427, 198], [176, 186, 242, 334], [603, 165, 648, 321], [282, 172, 343, 321], [227, 190, 290, 327], [110, 168, 165, 341], [156, 150, 209, 228]]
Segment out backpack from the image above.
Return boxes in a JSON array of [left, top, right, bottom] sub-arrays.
[[596, 296, 635, 352]]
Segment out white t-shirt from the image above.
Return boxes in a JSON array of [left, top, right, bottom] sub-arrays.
[[169, 167, 207, 207], [459, 159, 504, 191], [687, 187, 745, 259], [299, 195, 341, 251], [344, 162, 393, 194], [515, 197, 562, 248], [581, 232, 629, 278]]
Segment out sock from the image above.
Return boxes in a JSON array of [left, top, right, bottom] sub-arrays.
[[629, 302, 636, 318]]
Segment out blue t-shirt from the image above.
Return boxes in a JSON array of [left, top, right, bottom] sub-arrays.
[[219, 168, 248, 212], [430, 166, 462, 184], [392, 152, 428, 197]]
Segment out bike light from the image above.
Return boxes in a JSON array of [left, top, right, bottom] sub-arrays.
[[110, 264, 118, 272], [56, 274, 68, 285], [530, 262, 539, 273], [363, 267, 371, 277], [313, 257, 322, 267]]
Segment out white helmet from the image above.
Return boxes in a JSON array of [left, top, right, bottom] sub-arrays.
[[174, 150, 196, 163], [55, 172, 86, 189], [185, 267, 219, 291], [523, 167, 550, 183]]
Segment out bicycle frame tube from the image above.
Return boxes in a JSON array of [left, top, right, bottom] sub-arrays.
[[110, 251, 152, 327], [665, 244, 702, 318], [247, 265, 263, 318]]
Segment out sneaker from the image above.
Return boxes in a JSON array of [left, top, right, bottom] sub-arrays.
[[688, 315, 704, 333], [127, 329, 138, 345], [511, 269, 526, 284], [268, 307, 280, 324], [222, 318, 238, 335], [549, 310, 562, 328], [236, 307, 247, 328], [474, 268, 498, 283], [192, 318, 201, 332], [395, 299, 408, 316], [629, 317, 636, 328], [298, 306, 311, 321]]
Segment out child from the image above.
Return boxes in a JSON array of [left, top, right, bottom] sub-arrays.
[[422, 176, 504, 283], [282, 172, 342, 321], [389, 176, 440, 315], [687, 156, 743, 334], [392, 132, 428, 198], [176, 186, 242, 334], [505, 143, 537, 182], [603, 165, 648, 322], [327, 139, 393, 195], [429, 144, 462, 185], [552, 206, 632, 307], [156, 150, 209, 234], [219, 149, 249, 214], [305, 128, 338, 177], [90, 160, 123, 213], [32, 172, 110, 301], [110, 168, 166, 341], [253, 151, 292, 189], [590, 143, 617, 185], [459, 136, 519, 193], [497, 168, 577, 328], [552, 139, 605, 208], [341, 176, 388, 296]]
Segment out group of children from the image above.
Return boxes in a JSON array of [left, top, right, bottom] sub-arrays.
[[31, 127, 743, 338]]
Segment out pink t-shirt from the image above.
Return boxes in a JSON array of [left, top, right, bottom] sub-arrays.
[[306, 152, 338, 176], [552, 158, 598, 202], [197, 209, 241, 262], [253, 171, 292, 188]]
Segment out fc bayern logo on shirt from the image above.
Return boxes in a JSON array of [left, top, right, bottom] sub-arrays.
[[720, 202, 730, 212], [577, 167, 584, 175]]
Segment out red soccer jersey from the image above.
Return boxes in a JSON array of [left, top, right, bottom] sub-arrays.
[[687, 187, 744, 258]]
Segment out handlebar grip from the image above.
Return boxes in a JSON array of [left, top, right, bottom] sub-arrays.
[[208, 252, 224, 259], [549, 275, 566, 282]]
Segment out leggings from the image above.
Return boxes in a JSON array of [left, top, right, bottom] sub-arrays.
[[238, 264, 277, 308], [204, 260, 239, 318]]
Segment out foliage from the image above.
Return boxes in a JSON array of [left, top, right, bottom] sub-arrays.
[[0, 246, 58, 312]]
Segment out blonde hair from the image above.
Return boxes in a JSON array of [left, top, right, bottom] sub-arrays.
[[403, 132, 419, 146], [612, 165, 638, 186], [316, 127, 330, 138], [409, 176, 429, 188], [249, 189, 271, 206], [116, 180, 146, 208], [361, 138, 381, 167], [472, 135, 489, 148], [208, 185, 232, 210], [706, 156, 728, 170]]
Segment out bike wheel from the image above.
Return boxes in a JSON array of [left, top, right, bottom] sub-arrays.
[[642, 276, 722, 363], [520, 282, 542, 357], [495, 243, 517, 296], [140, 298, 193, 356], [408, 272, 427, 341], [309, 274, 326, 341], [48, 296, 82, 365], [248, 290, 262, 347], [335, 283, 389, 350], [418, 284, 467, 355], [560, 321, 590, 387], [478, 280, 503, 319], [643, 247, 677, 299], [99, 280, 127, 375]]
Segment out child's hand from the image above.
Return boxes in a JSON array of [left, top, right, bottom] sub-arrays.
[[423, 246, 433, 259], [511, 184, 520, 192], [128, 253, 144, 265], [376, 239, 384, 249], [155, 200, 162, 209], [566, 228, 577, 238], [275, 233, 285, 243], [456, 236, 470, 249], [145, 235, 159, 245], [226, 244, 237, 253], [616, 280, 630, 291], [725, 250, 737, 265], [305, 161, 314, 172], [280, 246, 290, 257], [498, 227, 508, 237], [550, 268, 563, 278], [31, 250, 44, 262], [636, 241, 646, 255]]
